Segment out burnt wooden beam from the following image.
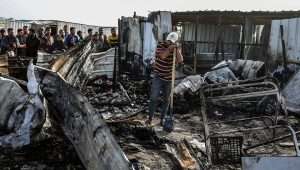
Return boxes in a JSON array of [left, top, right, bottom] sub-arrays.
[[35, 67, 131, 170]]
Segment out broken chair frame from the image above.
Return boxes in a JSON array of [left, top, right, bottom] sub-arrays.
[[199, 77, 290, 165]]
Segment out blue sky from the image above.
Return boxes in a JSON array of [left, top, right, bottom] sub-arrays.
[[0, 0, 299, 26]]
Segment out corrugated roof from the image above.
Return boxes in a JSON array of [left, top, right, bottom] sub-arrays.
[[172, 10, 300, 14], [167, 10, 300, 25]]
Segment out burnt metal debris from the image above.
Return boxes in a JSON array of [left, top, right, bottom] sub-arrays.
[[0, 38, 300, 170]]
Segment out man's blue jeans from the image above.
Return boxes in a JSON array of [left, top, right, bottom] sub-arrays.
[[148, 74, 171, 121]]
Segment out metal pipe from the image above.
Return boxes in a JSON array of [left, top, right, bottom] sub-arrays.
[[210, 125, 282, 135], [286, 126, 300, 156], [202, 76, 273, 88], [200, 89, 212, 164], [207, 90, 279, 101], [244, 131, 300, 151], [208, 116, 275, 126], [204, 81, 278, 93]]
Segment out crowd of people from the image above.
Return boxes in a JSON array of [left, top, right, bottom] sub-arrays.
[[88, 27, 119, 52], [0, 25, 119, 64]]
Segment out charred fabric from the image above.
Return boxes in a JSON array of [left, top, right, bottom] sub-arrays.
[[0, 41, 300, 170]]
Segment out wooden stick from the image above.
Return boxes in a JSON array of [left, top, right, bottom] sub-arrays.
[[170, 48, 177, 109]]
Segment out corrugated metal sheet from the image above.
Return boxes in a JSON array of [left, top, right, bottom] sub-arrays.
[[269, 17, 300, 61], [90, 49, 115, 79], [1, 19, 31, 34], [183, 24, 240, 54], [38, 21, 114, 36], [172, 10, 300, 24], [182, 23, 241, 59]]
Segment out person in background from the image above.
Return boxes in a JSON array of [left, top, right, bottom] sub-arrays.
[[63, 25, 69, 39], [146, 32, 183, 126], [16, 28, 27, 57], [3, 28, 17, 56], [44, 27, 54, 52], [65, 27, 79, 48], [99, 27, 104, 40], [96, 28, 105, 51], [37, 27, 45, 50], [0, 29, 6, 54], [26, 28, 40, 64], [57, 29, 65, 40], [53, 29, 66, 51], [77, 30, 84, 42], [37, 27, 45, 40], [92, 32, 100, 47], [23, 25, 29, 39], [101, 35, 110, 51], [87, 28, 93, 41], [108, 27, 119, 47], [94, 32, 99, 40]]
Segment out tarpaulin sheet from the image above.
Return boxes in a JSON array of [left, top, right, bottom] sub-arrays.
[[127, 18, 142, 55], [229, 59, 265, 79], [205, 67, 238, 83], [143, 22, 157, 66], [0, 63, 45, 148], [174, 75, 205, 95]]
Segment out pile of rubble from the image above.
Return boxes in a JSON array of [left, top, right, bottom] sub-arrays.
[[0, 42, 299, 170], [83, 76, 149, 121]]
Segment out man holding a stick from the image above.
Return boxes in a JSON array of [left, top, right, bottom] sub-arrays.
[[146, 32, 183, 126]]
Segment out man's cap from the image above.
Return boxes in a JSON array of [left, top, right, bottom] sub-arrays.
[[166, 32, 179, 43]]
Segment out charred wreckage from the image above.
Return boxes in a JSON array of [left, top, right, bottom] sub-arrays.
[[1, 11, 300, 170]]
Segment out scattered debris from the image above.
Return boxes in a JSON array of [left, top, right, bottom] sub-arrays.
[[0, 37, 300, 170]]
